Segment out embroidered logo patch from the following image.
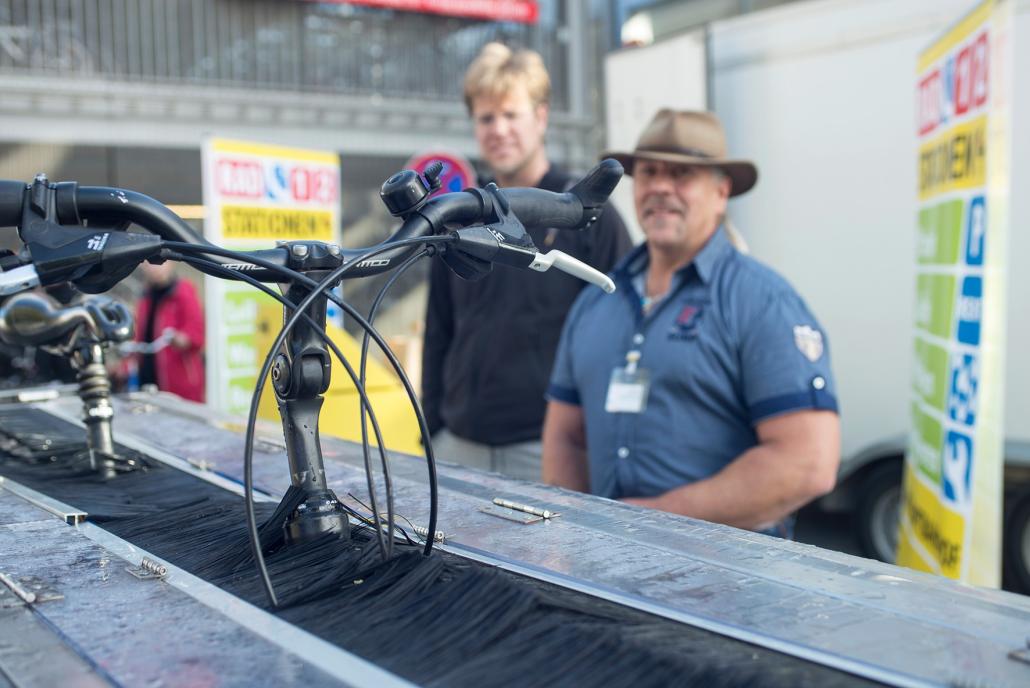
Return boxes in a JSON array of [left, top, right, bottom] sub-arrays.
[[676, 305, 698, 326], [793, 325, 824, 362], [669, 304, 703, 340]]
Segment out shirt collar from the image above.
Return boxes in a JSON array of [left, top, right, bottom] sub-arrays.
[[613, 226, 733, 286], [692, 226, 733, 284]]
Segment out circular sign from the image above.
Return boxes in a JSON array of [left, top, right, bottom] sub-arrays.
[[404, 150, 477, 197]]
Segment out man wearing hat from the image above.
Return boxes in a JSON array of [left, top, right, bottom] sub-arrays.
[[541, 109, 840, 537]]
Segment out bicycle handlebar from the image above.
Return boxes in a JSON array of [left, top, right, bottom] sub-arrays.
[[0, 159, 623, 291]]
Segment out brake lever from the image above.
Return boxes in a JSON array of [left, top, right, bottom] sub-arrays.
[[442, 183, 617, 292], [527, 250, 616, 293], [447, 226, 617, 293]]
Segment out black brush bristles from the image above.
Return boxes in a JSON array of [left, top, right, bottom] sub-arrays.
[[0, 408, 877, 688]]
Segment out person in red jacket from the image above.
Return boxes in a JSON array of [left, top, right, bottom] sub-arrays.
[[132, 260, 205, 402]]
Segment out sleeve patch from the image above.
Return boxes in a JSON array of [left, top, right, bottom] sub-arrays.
[[793, 325, 824, 362]]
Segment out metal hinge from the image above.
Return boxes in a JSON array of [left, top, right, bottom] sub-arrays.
[[125, 557, 168, 580]]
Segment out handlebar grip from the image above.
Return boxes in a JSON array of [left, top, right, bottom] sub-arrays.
[[504, 188, 586, 230], [569, 158, 623, 210], [502, 159, 624, 231], [0, 180, 25, 227]]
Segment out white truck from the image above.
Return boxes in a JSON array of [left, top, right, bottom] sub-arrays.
[[605, 0, 1030, 592]]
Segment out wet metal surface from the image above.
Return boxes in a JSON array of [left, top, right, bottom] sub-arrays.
[[39, 393, 1030, 687], [0, 581, 110, 688], [0, 484, 410, 688]]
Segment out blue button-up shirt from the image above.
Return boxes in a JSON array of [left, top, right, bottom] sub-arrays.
[[547, 227, 838, 513]]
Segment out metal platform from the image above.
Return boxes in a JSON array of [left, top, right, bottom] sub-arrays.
[[0, 475, 412, 688], [3, 390, 1030, 687]]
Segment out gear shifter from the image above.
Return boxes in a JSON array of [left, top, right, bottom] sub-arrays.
[[444, 184, 617, 293]]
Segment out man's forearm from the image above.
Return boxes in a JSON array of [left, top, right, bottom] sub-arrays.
[[542, 439, 590, 492], [541, 402, 591, 491], [625, 435, 838, 531]]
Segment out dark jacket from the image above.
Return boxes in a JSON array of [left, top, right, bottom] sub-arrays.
[[422, 165, 632, 445]]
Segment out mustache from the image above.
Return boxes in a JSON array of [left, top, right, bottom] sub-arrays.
[[641, 197, 686, 215]]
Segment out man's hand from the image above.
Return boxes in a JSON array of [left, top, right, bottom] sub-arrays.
[[541, 400, 590, 491]]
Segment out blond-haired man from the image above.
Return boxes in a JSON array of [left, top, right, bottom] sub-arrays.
[[422, 43, 630, 479]]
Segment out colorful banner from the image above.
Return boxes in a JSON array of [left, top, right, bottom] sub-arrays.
[[897, 0, 1011, 586], [301, 0, 539, 24], [201, 138, 341, 416]]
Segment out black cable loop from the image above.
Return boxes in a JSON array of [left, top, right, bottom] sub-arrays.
[[164, 236, 453, 607], [175, 252, 398, 599], [358, 248, 429, 562], [164, 240, 446, 547]]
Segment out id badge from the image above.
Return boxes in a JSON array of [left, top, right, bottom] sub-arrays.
[[605, 365, 651, 414]]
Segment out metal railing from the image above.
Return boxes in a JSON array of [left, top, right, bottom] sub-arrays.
[[0, 0, 569, 110]]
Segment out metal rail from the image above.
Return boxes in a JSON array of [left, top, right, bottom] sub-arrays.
[[0, 0, 570, 109]]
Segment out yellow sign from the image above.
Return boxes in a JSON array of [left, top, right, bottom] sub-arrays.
[[898, 464, 964, 577], [221, 206, 333, 241], [201, 137, 342, 416], [918, 115, 986, 199], [898, 0, 1010, 587], [254, 303, 423, 456]]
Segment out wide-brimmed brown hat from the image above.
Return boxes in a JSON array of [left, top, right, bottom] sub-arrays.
[[603, 109, 758, 197]]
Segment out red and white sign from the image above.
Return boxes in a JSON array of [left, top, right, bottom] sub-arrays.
[[405, 150, 477, 197], [303, 0, 538, 24], [214, 158, 337, 205], [917, 31, 989, 136]]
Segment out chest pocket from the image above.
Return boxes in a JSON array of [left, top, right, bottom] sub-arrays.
[[662, 298, 739, 407]]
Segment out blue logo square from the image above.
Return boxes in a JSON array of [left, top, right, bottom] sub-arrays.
[[965, 196, 986, 266], [956, 276, 982, 346]]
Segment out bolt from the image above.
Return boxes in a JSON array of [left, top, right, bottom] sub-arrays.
[[292, 244, 309, 258]]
